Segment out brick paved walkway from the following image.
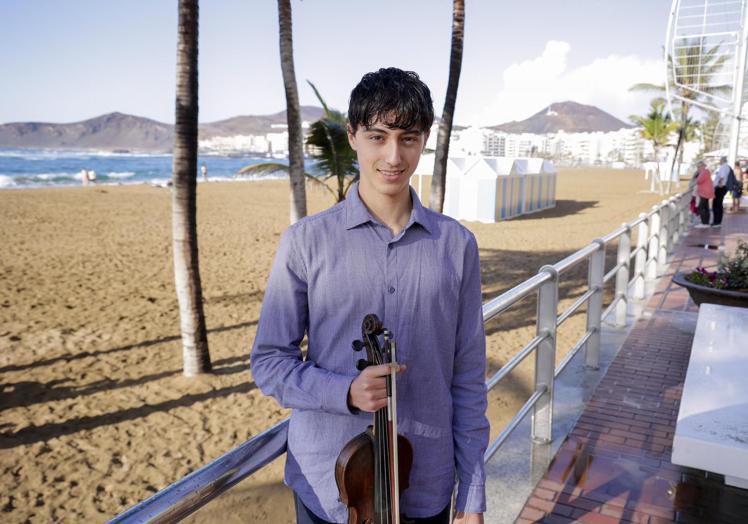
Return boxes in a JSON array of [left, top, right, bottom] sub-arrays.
[[516, 207, 748, 524]]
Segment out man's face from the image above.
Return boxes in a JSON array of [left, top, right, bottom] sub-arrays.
[[347, 119, 428, 200]]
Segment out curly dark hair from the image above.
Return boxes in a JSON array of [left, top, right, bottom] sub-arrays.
[[348, 67, 434, 134]]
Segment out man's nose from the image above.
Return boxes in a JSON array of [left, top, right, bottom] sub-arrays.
[[384, 141, 402, 165]]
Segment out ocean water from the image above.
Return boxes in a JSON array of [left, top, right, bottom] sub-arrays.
[[0, 149, 298, 189]]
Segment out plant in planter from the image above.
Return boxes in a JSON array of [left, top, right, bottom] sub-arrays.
[[673, 240, 748, 307]]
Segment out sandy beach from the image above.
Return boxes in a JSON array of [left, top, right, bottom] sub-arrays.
[[0, 169, 674, 523]]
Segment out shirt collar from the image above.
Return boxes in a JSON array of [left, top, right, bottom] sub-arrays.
[[344, 181, 434, 235]]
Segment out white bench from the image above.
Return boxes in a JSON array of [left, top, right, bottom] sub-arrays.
[[671, 303, 748, 489]]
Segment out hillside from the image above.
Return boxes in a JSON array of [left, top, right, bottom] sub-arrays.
[[0, 106, 325, 152], [489, 101, 631, 134]]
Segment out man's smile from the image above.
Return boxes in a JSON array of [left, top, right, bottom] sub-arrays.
[[377, 169, 405, 177]]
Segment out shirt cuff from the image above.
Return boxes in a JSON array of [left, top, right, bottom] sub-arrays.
[[322, 372, 357, 416], [455, 481, 486, 514]]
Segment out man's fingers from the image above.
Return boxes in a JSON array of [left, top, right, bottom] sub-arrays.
[[349, 362, 406, 412]]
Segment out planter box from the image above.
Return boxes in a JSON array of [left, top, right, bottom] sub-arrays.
[[672, 272, 748, 308]]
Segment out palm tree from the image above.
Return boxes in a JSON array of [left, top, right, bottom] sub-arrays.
[[430, 0, 465, 213], [630, 38, 730, 178], [696, 110, 722, 159], [631, 100, 678, 194], [238, 82, 358, 203], [277, 0, 307, 223], [172, 0, 211, 375]]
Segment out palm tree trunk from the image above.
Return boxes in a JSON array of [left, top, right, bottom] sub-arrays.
[[430, 0, 465, 213], [172, 0, 211, 376], [277, 0, 306, 223], [668, 102, 687, 193]]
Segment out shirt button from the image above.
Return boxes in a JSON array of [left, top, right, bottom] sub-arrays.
[[388, 286, 396, 294]]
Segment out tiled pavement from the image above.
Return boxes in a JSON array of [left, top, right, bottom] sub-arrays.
[[515, 207, 748, 524]]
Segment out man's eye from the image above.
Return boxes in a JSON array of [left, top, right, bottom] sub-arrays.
[[370, 135, 383, 142], [402, 137, 417, 144]]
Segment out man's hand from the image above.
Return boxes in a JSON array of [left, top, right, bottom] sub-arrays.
[[348, 363, 406, 412], [453, 511, 483, 524]]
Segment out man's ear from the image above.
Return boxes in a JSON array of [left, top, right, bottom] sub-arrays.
[[347, 124, 357, 151]]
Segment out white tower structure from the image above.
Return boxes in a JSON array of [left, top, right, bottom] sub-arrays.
[[666, 0, 748, 164]]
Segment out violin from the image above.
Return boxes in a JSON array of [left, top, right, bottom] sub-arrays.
[[335, 314, 414, 524]]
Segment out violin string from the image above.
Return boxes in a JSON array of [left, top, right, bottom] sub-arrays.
[[367, 328, 397, 523], [370, 332, 387, 522]]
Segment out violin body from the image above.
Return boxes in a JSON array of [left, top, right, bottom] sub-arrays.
[[335, 426, 413, 524]]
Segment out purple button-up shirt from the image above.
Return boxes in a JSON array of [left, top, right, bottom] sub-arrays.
[[250, 183, 488, 522]]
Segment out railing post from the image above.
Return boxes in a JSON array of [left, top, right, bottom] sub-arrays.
[[615, 225, 631, 327], [681, 193, 690, 236], [633, 213, 648, 299], [658, 200, 669, 272], [646, 207, 660, 283], [668, 198, 679, 247], [681, 192, 690, 237], [680, 193, 689, 237], [532, 266, 558, 444], [585, 239, 605, 369]]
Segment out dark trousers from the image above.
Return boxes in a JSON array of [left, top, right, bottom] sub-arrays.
[[698, 197, 711, 225], [294, 493, 450, 524], [713, 186, 727, 225]]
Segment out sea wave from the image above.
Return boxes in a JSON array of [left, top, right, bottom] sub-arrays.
[[0, 149, 171, 160], [0, 175, 15, 187], [45, 172, 80, 180], [106, 171, 136, 179]]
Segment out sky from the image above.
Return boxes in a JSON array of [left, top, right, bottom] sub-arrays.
[[0, 0, 673, 127]]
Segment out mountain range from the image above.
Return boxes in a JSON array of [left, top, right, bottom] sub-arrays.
[[488, 101, 631, 134], [0, 102, 629, 152], [0, 106, 324, 152]]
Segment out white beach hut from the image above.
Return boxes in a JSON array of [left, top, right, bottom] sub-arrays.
[[412, 154, 557, 223], [481, 157, 523, 220], [514, 158, 557, 214]]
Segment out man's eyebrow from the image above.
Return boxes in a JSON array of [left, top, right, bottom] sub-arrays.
[[363, 126, 421, 134]]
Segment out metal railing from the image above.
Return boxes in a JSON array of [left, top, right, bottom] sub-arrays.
[[111, 188, 693, 523]]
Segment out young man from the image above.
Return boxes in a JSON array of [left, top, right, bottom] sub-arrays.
[[251, 68, 488, 524]]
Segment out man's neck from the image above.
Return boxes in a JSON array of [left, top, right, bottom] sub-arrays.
[[358, 183, 413, 237]]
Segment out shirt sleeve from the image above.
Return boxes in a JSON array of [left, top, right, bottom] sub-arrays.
[[451, 233, 490, 513], [250, 227, 356, 416]]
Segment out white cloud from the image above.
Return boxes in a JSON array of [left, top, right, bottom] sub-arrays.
[[471, 41, 664, 126]]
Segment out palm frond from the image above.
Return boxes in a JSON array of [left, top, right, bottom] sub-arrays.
[[236, 163, 290, 176], [629, 83, 665, 93], [307, 80, 332, 118], [304, 173, 337, 198]]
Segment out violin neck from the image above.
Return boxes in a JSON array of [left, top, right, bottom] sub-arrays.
[[374, 341, 400, 524]]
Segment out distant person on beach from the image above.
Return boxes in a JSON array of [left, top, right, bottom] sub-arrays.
[[695, 160, 714, 228], [80, 169, 89, 186], [201, 162, 208, 181], [712, 156, 730, 227], [251, 68, 488, 524], [730, 161, 743, 212]]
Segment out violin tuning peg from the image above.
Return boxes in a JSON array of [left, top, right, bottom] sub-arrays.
[[352, 340, 365, 352], [356, 359, 370, 371]]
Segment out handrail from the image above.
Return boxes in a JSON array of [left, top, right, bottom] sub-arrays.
[[111, 185, 694, 523], [556, 288, 596, 327], [483, 387, 546, 462], [552, 242, 599, 274], [110, 420, 289, 524], [482, 271, 552, 322], [485, 334, 547, 391]]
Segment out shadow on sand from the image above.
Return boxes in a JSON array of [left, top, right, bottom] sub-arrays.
[[0, 380, 257, 449]]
